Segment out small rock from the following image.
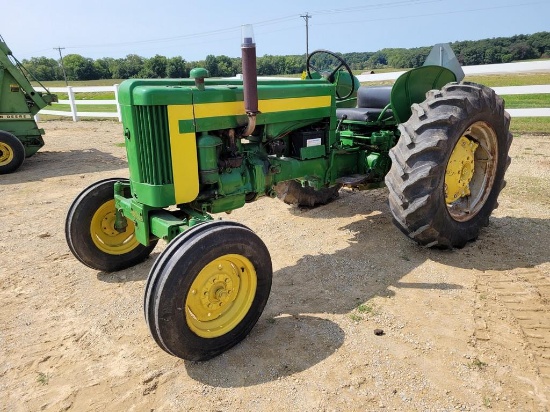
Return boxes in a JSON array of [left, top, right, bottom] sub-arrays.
[[374, 329, 385, 336]]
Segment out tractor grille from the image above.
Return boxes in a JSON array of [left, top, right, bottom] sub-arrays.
[[134, 105, 173, 185]]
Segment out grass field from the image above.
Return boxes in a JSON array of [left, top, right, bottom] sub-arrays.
[[464, 73, 550, 134], [37, 72, 549, 134]]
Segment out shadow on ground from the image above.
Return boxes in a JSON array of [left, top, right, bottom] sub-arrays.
[[91, 186, 548, 387], [1, 149, 126, 183]]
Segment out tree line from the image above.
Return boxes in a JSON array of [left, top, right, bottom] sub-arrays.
[[23, 31, 550, 82]]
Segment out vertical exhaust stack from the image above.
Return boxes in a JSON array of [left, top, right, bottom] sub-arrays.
[[241, 24, 258, 136]]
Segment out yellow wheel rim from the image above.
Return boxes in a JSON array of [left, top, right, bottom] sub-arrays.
[[445, 135, 479, 203], [90, 199, 140, 255], [444, 121, 498, 222], [0, 142, 14, 166], [186, 254, 257, 338]]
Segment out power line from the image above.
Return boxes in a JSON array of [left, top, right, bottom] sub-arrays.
[[313, 1, 547, 27], [16, 0, 546, 59]]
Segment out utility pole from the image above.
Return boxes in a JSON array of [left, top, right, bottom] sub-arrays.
[[54, 47, 68, 86], [300, 13, 312, 66]]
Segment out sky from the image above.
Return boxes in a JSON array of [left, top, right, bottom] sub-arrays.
[[2, 0, 548, 62]]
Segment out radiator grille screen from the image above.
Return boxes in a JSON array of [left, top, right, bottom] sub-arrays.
[[133, 105, 173, 185]]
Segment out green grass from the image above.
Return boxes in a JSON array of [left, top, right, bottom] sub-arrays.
[[504, 94, 549, 109], [53, 91, 116, 100], [357, 303, 374, 314], [505, 94, 550, 134], [510, 117, 550, 134], [36, 372, 49, 385], [465, 73, 550, 87], [468, 358, 488, 370], [47, 103, 117, 113], [33, 79, 125, 87]]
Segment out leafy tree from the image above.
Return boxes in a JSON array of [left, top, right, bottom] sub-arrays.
[[63, 54, 98, 80], [18, 31, 550, 81], [366, 51, 387, 68], [458, 47, 485, 66], [284, 55, 305, 74], [216, 55, 237, 77], [508, 42, 537, 61], [22, 57, 60, 81], [167, 56, 188, 78], [204, 55, 220, 77], [140, 54, 168, 78], [113, 54, 145, 79], [528, 32, 550, 57], [93, 58, 114, 79]]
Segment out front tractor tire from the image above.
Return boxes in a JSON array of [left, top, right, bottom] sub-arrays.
[[65, 178, 158, 272], [144, 221, 272, 361], [0, 131, 25, 174], [385, 82, 512, 248]]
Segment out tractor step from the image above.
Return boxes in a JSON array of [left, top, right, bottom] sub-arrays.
[[336, 174, 369, 185]]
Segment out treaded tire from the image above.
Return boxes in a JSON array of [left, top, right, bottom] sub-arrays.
[[0, 131, 25, 174], [144, 220, 249, 351], [274, 180, 341, 207], [145, 221, 272, 361], [65, 178, 158, 271], [385, 82, 512, 248]]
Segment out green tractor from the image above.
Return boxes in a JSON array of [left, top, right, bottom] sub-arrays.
[[65, 26, 512, 361], [0, 35, 57, 174]]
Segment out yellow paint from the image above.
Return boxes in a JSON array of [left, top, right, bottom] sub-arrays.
[[259, 95, 332, 113], [194, 101, 244, 118], [90, 200, 140, 255], [167, 105, 199, 203], [445, 135, 479, 204], [166, 95, 331, 203], [185, 254, 257, 338], [193, 95, 332, 118]]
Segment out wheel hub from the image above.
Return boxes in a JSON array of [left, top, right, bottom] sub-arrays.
[[0, 142, 13, 165], [90, 200, 139, 255], [196, 272, 236, 313], [445, 135, 479, 203], [186, 254, 257, 338]]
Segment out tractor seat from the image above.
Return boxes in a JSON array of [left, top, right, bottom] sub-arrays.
[[336, 85, 393, 122]]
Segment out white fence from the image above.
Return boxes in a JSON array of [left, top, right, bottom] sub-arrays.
[[35, 85, 121, 121], [36, 60, 550, 121]]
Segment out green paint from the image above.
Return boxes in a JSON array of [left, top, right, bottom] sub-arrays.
[[115, 56, 460, 243], [0, 38, 57, 166]]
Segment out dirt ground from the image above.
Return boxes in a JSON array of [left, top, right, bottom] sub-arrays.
[[0, 120, 549, 412]]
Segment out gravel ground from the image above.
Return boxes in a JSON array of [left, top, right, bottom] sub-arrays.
[[0, 120, 548, 411]]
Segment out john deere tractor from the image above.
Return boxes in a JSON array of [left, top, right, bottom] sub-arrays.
[[65, 26, 512, 361], [0, 35, 57, 174]]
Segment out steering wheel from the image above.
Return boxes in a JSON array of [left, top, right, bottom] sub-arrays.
[[306, 49, 355, 100]]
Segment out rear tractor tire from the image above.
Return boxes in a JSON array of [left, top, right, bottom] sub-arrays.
[[385, 82, 512, 248], [274, 180, 341, 207], [0, 131, 25, 174], [144, 221, 272, 361], [65, 178, 158, 272]]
